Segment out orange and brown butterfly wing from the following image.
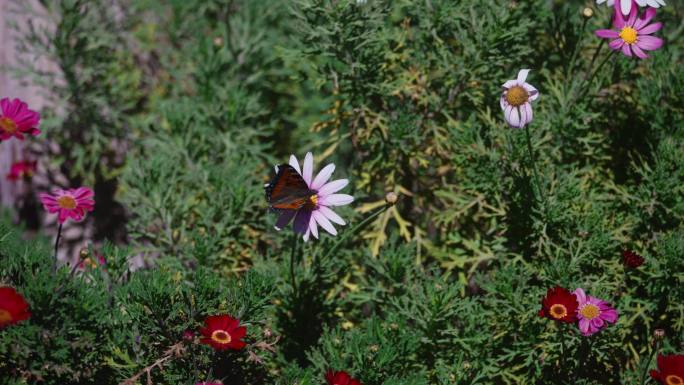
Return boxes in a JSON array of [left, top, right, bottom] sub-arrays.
[[265, 164, 313, 211]]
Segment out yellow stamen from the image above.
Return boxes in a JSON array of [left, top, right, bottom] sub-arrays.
[[57, 196, 77, 210], [549, 304, 567, 319], [211, 330, 232, 344], [620, 27, 638, 45], [666, 375, 684, 385], [579, 304, 600, 320], [0, 309, 12, 323], [0, 117, 17, 134], [506, 86, 529, 107], [309, 194, 318, 206]]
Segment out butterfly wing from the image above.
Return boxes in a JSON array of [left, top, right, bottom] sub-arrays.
[[265, 164, 313, 211]]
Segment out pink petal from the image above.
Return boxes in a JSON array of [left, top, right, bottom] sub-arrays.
[[318, 179, 349, 196], [312, 210, 337, 236], [626, 2, 637, 25], [609, 38, 625, 50], [302, 152, 314, 186], [308, 214, 319, 239], [319, 194, 354, 206], [596, 29, 620, 39], [524, 103, 533, 124], [506, 105, 521, 128], [591, 317, 605, 329], [637, 22, 662, 35], [523, 83, 539, 101], [601, 309, 619, 323], [517, 69, 530, 83], [635, 7, 657, 30], [500, 95, 508, 111], [637, 35, 663, 51], [311, 163, 335, 190], [579, 318, 591, 335], [502, 80, 517, 89], [632, 44, 648, 59], [621, 43, 633, 57], [574, 288, 587, 304]]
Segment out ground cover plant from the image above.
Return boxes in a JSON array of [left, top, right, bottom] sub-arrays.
[[1, 0, 683, 384]]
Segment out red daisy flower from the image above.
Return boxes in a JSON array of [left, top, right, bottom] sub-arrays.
[[650, 354, 684, 385], [623, 250, 645, 268], [6, 160, 37, 181], [538, 286, 579, 323], [0, 98, 40, 141], [325, 370, 362, 385], [39, 187, 95, 224], [199, 315, 247, 351], [0, 287, 31, 329]]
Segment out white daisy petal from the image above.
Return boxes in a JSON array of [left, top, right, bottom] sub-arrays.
[[311, 163, 335, 190], [303, 152, 314, 186], [289, 155, 301, 175], [319, 194, 354, 206], [313, 210, 337, 235], [318, 179, 349, 196], [517, 69, 530, 83], [318, 206, 346, 225], [308, 214, 318, 239]]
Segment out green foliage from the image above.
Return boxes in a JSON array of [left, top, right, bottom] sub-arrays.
[[2, 0, 684, 384]]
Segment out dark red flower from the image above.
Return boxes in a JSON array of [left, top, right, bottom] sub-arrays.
[[538, 286, 578, 323], [650, 354, 684, 385], [0, 287, 31, 328], [199, 315, 247, 351], [325, 370, 362, 385], [6, 160, 37, 181], [623, 250, 645, 268]]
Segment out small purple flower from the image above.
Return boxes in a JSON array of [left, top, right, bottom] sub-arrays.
[[500, 69, 539, 129], [275, 152, 354, 242], [573, 288, 619, 336], [595, 6, 664, 59]]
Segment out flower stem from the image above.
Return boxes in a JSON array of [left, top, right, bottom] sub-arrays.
[[322, 204, 390, 262], [580, 48, 615, 100], [640, 339, 659, 385], [524, 124, 543, 203], [289, 233, 299, 298], [53, 223, 63, 272]]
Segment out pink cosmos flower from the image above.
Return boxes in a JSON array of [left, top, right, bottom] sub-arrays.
[[6, 160, 37, 181], [39, 187, 95, 224], [0, 98, 40, 141], [275, 152, 354, 241], [500, 69, 539, 129], [573, 288, 619, 336], [595, 6, 664, 59], [596, 0, 666, 16]]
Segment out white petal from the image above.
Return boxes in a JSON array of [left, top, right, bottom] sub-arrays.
[[523, 83, 539, 101], [274, 165, 279, 173], [309, 214, 318, 239], [303, 228, 310, 242], [289, 155, 301, 175], [318, 179, 349, 196], [621, 0, 631, 15], [313, 210, 337, 235], [517, 69, 530, 83], [302, 152, 314, 186], [524, 103, 533, 125], [502, 80, 517, 89], [319, 194, 354, 206], [311, 163, 335, 190], [318, 206, 346, 225], [500, 95, 508, 111]]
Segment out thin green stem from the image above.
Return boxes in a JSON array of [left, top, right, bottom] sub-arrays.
[[640, 340, 659, 385], [53, 223, 63, 272], [289, 233, 299, 298], [580, 49, 616, 100], [566, 18, 588, 79], [322, 204, 390, 262], [524, 125, 543, 203]]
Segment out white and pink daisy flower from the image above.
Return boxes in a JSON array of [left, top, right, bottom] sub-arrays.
[[500, 69, 539, 129], [275, 153, 354, 241], [573, 288, 619, 336], [0, 98, 41, 141], [39, 187, 95, 224], [596, 0, 666, 16], [595, 6, 664, 59]]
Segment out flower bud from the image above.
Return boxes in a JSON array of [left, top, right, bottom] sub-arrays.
[[582, 7, 593, 19], [79, 248, 89, 260], [263, 328, 273, 338], [385, 192, 398, 205], [213, 37, 223, 47], [654, 329, 665, 341]]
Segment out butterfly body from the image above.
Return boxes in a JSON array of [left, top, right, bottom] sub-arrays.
[[265, 164, 316, 211]]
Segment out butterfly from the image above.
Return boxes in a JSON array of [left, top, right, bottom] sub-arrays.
[[265, 164, 316, 211]]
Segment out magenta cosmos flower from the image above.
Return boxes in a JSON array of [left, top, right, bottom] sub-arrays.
[[6, 160, 37, 181], [500, 69, 539, 129], [39, 187, 95, 224], [595, 6, 663, 59], [573, 288, 618, 336], [0, 98, 40, 141], [273, 152, 354, 241]]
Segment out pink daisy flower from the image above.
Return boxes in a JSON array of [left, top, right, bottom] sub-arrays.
[[6, 160, 37, 181], [0, 98, 41, 141], [595, 6, 664, 59], [275, 152, 354, 241], [39, 187, 95, 224], [500, 69, 539, 129], [573, 288, 619, 336]]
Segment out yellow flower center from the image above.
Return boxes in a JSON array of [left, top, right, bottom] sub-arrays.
[[211, 330, 232, 344], [0, 117, 17, 134], [0, 309, 12, 323], [666, 375, 684, 385], [620, 27, 638, 45], [549, 304, 567, 319], [506, 86, 529, 107], [309, 194, 318, 206], [57, 195, 77, 210], [580, 304, 600, 320]]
